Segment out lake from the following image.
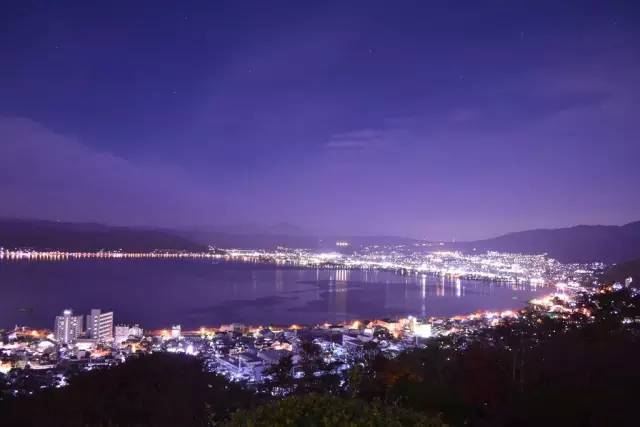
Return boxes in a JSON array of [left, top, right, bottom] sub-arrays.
[[0, 259, 546, 329]]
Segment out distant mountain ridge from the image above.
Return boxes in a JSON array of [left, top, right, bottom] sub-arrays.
[[2, 218, 639, 264], [180, 228, 423, 251], [0, 219, 421, 253], [0, 219, 206, 252], [453, 221, 640, 264]]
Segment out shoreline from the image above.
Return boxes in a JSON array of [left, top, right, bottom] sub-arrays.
[[0, 248, 588, 331]]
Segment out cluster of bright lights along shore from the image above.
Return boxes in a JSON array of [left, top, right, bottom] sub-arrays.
[[0, 281, 591, 388], [0, 246, 601, 286]]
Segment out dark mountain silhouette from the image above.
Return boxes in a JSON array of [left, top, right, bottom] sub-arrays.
[[178, 223, 319, 249], [182, 230, 321, 249], [601, 257, 640, 286], [0, 219, 205, 252], [0, 219, 422, 252], [3, 218, 639, 264], [450, 221, 640, 264], [182, 229, 424, 250]]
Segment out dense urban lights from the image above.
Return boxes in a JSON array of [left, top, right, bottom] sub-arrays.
[[0, 246, 602, 286], [0, 243, 616, 395]]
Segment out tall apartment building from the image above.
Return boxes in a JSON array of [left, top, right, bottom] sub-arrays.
[[54, 309, 83, 344], [86, 309, 114, 342], [171, 324, 181, 339]]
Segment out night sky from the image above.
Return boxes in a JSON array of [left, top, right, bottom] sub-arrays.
[[1, 1, 638, 240]]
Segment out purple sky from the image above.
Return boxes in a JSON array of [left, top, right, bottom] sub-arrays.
[[1, 1, 639, 240]]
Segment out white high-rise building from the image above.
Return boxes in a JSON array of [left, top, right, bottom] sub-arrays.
[[54, 309, 83, 344], [171, 324, 181, 339], [86, 309, 114, 342], [114, 324, 144, 344]]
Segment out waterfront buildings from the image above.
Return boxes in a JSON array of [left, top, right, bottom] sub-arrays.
[[6, 281, 635, 397], [86, 309, 114, 342], [0, 245, 618, 396], [171, 325, 181, 339], [114, 324, 143, 344], [54, 309, 83, 344]]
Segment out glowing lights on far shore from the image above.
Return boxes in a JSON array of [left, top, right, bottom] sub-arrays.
[[0, 249, 227, 261], [0, 247, 599, 291]]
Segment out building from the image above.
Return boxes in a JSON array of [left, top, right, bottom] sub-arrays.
[[75, 338, 97, 351], [414, 323, 432, 338], [86, 309, 114, 342], [342, 335, 365, 357], [129, 324, 143, 338], [114, 324, 144, 344], [216, 352, 265, 381], [171, 325, 181, 339], [114, 325, 130, 344], [54, 309, 83, 344]]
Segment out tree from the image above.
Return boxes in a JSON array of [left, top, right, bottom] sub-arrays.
[[583, 287, 640, 326], [295, 341, 342, 395], [263, 354, 293, 395], [222, 394, 444, 427], [0, 372, 8, 399], [350, 293, 640, 426], [0, 353, 254, 427]]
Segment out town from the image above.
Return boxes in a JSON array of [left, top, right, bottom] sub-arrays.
[[3, 274, 634, 398], [0, 244, 619, 399], [0, 244, 603, 286]]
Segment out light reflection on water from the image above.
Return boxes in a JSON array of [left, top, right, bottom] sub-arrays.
[[0, 259, 546, 328]]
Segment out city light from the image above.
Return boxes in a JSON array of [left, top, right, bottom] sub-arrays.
[[0, 244, 613, 394]]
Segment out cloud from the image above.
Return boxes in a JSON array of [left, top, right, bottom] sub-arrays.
[[324, 128, 402, 151], [329, 53, 640, 153], [325, 129, 381, 150], [0, 116, 225, 226]]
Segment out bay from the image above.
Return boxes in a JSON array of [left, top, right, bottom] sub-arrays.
[[0, 259, 546, 329]]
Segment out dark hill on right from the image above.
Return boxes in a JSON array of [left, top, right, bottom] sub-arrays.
[[601, 257, 640, 285], [451, 221, 640, 264]]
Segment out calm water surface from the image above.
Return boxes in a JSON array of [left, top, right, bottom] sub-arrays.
[[0, 259, 546, 329]]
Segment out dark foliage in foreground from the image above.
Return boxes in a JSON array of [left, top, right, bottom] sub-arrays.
[[354, 325, 640, 426], [342, 289, 640, 426], [0, 353, 254, 427], [223, 394, 444, 427], [257, 290, 640, 426]]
